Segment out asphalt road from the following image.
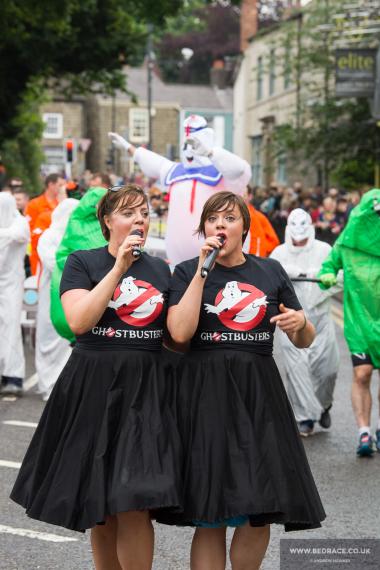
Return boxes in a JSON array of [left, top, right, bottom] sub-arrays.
[[1, 301, 379, 570]]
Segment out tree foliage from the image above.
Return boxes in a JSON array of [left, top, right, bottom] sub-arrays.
[[0, 0, 183, 143], [272, 0, 379, 189], [156, 1, 240, 84]]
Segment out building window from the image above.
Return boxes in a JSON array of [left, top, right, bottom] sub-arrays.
[[251, 136, 263, 186], [42, 113, 63, 139], [277, 152, 287, 184], [269, 49, 276, 96], [129, 108, 149, 143], [257, 57, 263, 101]]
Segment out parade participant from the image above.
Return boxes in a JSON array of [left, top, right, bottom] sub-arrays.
[[35, 198, 79, 401], [158, 192, 325, 569], [270, 208, 340, 436], [50, 186, 107, 342], [0, 193, 30, 395], [13, 188, 30, 214], [11, 185, 182, 570], [318, 188, 380, 456], [245, 185, 280, 257], [25, 173, 65, 274], [109, 114, 251, 265]]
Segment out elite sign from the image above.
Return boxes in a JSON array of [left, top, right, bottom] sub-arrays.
[[335, 48, 377, 97]]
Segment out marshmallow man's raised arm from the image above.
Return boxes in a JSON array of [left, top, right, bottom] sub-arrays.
[[210, 147, 251, 192], [108, 131, 174, 184], [133, 147, 174, 185]]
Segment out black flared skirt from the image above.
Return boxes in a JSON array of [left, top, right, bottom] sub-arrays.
[[157, 349, 326, 532], [11, 347, 183, 532]]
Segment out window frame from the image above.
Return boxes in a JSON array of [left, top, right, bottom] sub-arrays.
[[42, 113, 63, 139], [129, 108, 149, 143]]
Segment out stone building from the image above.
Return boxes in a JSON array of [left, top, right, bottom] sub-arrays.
[[234, 0, 316, 188], [40, 66, 233, 178]]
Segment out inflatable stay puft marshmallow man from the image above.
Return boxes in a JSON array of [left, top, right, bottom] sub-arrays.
[[109, 115, 251, 265]]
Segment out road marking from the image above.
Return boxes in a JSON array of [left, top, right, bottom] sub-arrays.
[[3, 420, 38, 428], [1, 396, 17, 402], [0, 459, 21, 469], [0, 524, 78, 543], [24, 373, 38, 392]]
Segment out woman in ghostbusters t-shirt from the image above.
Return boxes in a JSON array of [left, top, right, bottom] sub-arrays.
[[11, 185, 182, 570], [159, 192, 325, 568]]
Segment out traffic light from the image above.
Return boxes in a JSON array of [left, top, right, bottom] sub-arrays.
[[66, 139, 74, 163]]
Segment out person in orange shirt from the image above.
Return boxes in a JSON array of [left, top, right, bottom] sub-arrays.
[[25, 174, 65, 274], [245, 185, 280, 256]]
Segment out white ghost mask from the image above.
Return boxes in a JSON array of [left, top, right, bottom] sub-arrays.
[[287, 208, 313, 242]]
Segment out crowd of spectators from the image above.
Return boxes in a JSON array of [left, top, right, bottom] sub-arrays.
[[0, 165, 365, 248], [250, 183, 363, 245]]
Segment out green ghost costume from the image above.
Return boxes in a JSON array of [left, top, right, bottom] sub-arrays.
[[318, 189, 380, 368], [51, 187, 107, 342]]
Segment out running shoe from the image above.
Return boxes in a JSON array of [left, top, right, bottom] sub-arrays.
[[356, 432, 374, 457], [319, 405, 332, 429], [0, 383, 23, 397], [298, 420, 314, 437], [375, 430, 380, 453]]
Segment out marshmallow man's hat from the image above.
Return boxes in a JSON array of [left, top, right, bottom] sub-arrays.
[[183, 115, 214, 150]]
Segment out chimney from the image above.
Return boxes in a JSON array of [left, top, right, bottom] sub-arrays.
[[210, 59, 228, 89], [240, 0, 258, 52]]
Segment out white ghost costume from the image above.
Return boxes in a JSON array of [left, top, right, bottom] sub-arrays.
[[0, 193, 30, 381], [36, 198, 79, 400], [110, 115, 251, 265], [270, 209, 340, 423]]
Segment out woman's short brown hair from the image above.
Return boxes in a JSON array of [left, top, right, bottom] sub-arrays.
[[196, 191, 250, 242], [97, 184, 148, 240]]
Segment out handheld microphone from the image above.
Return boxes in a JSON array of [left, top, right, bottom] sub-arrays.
[[201, 236, 225, 279], [130, 229, 143, 259]]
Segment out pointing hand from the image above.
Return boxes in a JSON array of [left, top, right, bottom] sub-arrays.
[[108, 132, 131, 152], [270, 303, 306, 333]]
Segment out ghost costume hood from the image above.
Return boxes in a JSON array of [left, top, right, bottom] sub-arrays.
[[334, 188, 380, 258], [285, 209, 315, 253], [0, 193, 29, 379], [270, 206, 339, 423], [51, 188, 107, 341], [318, 188, 380, 367], [37, 198, 79, 399], [271, 208, 338, 315]]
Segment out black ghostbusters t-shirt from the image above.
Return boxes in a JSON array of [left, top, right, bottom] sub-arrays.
[[60, 247, 170, 350], [169, 255, 302, 355]]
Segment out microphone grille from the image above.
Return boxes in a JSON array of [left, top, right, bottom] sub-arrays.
[[130, 229, 143, 237]]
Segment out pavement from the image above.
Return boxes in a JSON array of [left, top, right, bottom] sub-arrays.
[[0, 300, 379, 569]]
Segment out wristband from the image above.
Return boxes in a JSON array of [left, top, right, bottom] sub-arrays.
[[299, 314, 307, 332]]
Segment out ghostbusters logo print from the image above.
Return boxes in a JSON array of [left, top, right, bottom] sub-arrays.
[[204, 280, 268, 332], [108, 276, 164, 327]]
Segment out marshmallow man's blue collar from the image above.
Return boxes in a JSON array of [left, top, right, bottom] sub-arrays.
[[165, 163, 223, 187]]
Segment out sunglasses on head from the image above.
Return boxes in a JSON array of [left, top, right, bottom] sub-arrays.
[[108, 185, 125, 192]]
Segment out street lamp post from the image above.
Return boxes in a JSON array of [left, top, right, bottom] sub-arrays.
[[147, 24, 154, 150]]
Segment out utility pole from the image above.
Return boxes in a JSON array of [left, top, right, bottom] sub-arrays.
[[147, 24, 154, 150], [322, 0, 331, 192]]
